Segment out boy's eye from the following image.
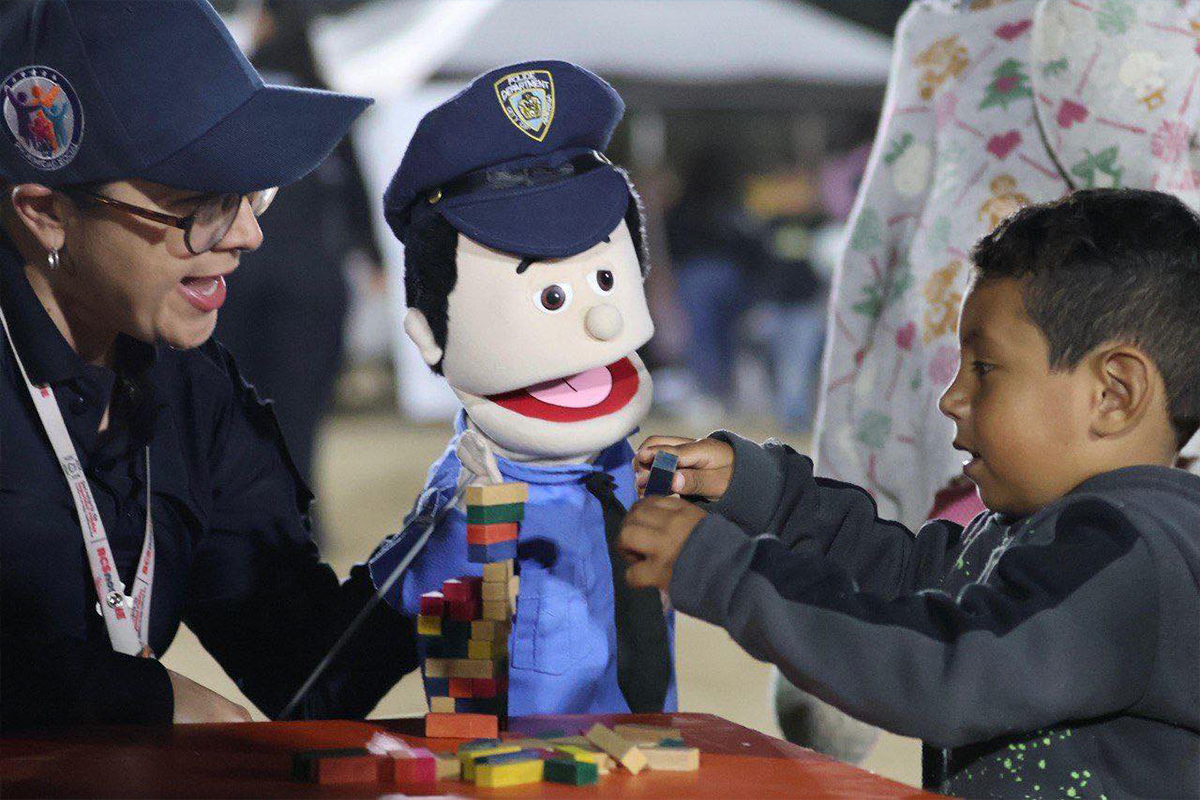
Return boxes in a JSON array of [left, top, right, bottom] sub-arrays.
[[534, 283, 572, 313], [972, 360, 994, 377]]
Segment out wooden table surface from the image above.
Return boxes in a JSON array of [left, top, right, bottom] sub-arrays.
[[1, 712, 938, 798]]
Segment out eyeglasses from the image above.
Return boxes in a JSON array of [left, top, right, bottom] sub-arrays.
[[68, 186, 278, 255]]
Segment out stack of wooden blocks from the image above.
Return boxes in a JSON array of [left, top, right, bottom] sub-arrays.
[[420, 482, 527, 739]]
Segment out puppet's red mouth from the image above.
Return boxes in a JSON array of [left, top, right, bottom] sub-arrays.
[[486, 357, 639, 422]]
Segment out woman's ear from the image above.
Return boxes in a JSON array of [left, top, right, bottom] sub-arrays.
[[1091, 344, 1154, 438], [7, 184, 69, 254], [404, 307, 444, 367]]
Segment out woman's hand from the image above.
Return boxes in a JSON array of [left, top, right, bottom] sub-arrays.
[[167, 668, 252, 724], [634, 436, 735, 501]]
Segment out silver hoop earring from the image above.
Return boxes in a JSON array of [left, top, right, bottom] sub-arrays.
[[47, 248, 60, 271]]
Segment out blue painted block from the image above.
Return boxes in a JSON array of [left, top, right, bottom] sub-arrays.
[[424, 676, 449, 696], [467, 539, 519, 564]]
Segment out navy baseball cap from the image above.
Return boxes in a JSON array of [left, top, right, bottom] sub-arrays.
[[0, 0, 371, 193], [383, 60, 631, 259]]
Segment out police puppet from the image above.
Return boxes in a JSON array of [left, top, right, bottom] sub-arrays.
[[368, 62, 674, 715]]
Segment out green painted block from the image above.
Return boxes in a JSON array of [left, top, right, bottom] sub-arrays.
[[466, 503, 524, 524], [544, 757, 599, 786]]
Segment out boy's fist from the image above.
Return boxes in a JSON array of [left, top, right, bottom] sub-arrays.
[[634, 436, 734, 501], [618, 495, 708, 590]]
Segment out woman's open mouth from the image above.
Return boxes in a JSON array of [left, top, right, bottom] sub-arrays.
[[178, 275, 227, 313], [486, 357, 639, 422]]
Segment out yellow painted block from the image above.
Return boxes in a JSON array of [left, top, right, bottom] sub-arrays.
[[470, 620, 510, 642], [482, 600, 511, 621], [459, 745, 521, 781], [417, 615, 441, 636], [467, 639, 505, 660], [475, 758, 544, 788], [553, 744, 607, 767], [428, 696, 455, 713], [585, 723, 647, 775], [465, 482, 529, 506], [423, 658, 450, 678], [447, 658, 498, 679], [482, 560, 515, 583]]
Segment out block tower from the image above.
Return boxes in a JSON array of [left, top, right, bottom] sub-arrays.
[[420, 482, 526, 739]]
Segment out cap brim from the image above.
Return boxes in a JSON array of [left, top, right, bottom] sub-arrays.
[[438, 166, 630, 259], [137, 84, 371, 194]]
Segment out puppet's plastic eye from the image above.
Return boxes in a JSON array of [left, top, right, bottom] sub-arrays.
[[588, 269, 615, 294], [535, 283, 572, 313]]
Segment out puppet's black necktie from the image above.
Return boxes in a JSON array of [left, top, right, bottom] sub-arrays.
[[582, 471, 672, 713]]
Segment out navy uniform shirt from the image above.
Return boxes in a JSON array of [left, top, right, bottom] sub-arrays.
[[0, 235, 416, 728]]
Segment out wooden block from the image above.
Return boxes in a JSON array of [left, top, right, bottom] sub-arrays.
[[456, 697, 503, 715], [425, 712, 499, 739], [447, 658, 498, 679], [429, 695, 455, 713], [465, 482, 529, 506], [549, 735, 593, 747], [459, 744, 521, 781], [585, 723, 647, 775], [467, 522, 519, 545], [481, 575, 519, 601], [423, 658, 450, 678], [643, 744, 700, 771], [416, 614, 442, 636], [471, 677, 499, 698], [613, 724, 684, 746], [448, 677, 475, 698], [552, 744, 607, 767], [544, 756, 599, 786], [482, 559, 515, 582], [423, 677, 449, 697], [378, 748, 437, 787], [441, 577, 482, 602], [645, 450, 679, 496], [482, 600, 512, 621], [468, 540, 518, 564], [467, 639, 504, 660], [434, 751, 461, 780], [470, 619, 509, 642], [456, 737, 503, 753], [475, 756, 544, 788], [447, 598, 481, 622], [292, 748, 380, 784], [466, 503, 524, 525], [418, 591, 445, 616]]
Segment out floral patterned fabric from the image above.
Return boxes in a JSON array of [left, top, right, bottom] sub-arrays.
[[815, 0, 1200, 531]]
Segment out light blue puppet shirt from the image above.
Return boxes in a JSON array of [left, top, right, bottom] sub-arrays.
[[368, 411, 678, 716]]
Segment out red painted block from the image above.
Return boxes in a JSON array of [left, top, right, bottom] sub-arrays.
[[419, 591, 445, 616], [292, 748, 381, 784], [472, 678, 499, 698], [442, 577, 482, 602], [425, 712, 499, 739], [378, 747, 437, 788], [449, 677, 475, 698], [448, 597, 481, 622], [467, 522, 519, 545]]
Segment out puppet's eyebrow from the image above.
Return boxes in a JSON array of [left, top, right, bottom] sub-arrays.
[[516, 257, 538, 274]]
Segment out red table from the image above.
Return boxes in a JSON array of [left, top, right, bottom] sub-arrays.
[[1, 712, 937, 798]]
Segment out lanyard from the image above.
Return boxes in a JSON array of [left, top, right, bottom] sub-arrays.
[[0, 301, 155, 658]]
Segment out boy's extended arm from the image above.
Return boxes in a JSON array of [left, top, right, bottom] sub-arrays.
[[703, 431, 962, 596], [669, 497, 1157, 749]]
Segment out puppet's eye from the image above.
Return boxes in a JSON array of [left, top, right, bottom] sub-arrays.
[[588, 269, 615, 294], [534, 283, 572, 313]]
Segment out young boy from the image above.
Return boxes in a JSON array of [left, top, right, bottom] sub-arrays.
[[619, 189, 1200, 798]]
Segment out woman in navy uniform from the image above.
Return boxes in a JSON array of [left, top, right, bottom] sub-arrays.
[[0, 0, 415, 727]]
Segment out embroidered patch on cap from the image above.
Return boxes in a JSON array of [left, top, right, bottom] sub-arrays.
[[493, 70, 555, 142], [3, 66, 83, 170]]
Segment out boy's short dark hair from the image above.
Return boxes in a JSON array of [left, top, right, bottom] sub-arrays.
[[972, 188, 1200, 448], [403, 173, 651, 374]]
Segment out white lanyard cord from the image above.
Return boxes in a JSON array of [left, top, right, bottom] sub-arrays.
[[0, 299, 155, 657]]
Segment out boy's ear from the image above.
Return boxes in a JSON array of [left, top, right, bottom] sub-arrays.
[[1091, 344, 1155, 438], [404, 307, 443, 367]]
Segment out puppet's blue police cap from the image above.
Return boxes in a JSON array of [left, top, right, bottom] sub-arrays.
[[0, 0, 371, 193], [384, 60, 631, 259]]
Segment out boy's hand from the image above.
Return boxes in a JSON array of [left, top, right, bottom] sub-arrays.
[[634, 436, 734, 501], [618, 495, 708, 590]]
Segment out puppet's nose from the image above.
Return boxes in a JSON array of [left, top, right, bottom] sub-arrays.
[[585, 304, 623, 341]]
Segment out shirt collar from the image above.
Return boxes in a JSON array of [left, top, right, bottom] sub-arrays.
[[0, 233, 158, 387]]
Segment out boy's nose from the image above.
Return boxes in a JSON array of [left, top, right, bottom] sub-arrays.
[[938, 379, 967, 421], [585, 304, 623, 341]]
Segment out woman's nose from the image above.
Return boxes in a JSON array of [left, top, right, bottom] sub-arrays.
[[585, 304, 623, 341]]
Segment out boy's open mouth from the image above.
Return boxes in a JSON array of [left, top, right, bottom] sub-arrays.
[[486, 357, 639, 422], [954, 441, 982, 474]]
